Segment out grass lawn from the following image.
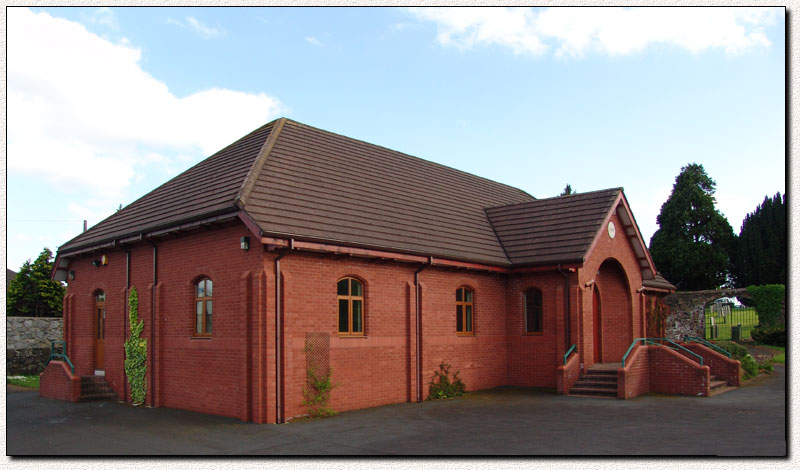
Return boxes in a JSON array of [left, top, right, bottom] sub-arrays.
[[705, 307, 759, 341], [7, 375, 40, 390]]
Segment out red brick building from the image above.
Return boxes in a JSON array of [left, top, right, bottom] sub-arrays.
[[44, 118, 701, 423]]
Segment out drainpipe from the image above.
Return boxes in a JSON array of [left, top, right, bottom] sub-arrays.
[[414, 257, 432, 402], [120, 244, 131, 401], [147, 240, 158, 407], [557, 265, 571, 352], [274, 239, 293, 423]]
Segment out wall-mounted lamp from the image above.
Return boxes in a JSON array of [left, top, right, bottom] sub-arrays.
[[69, 270, 75, 280], [240, 236, 250, 251], [100, 254, 108, 266]]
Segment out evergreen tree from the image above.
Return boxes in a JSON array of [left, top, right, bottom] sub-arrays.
[[7, 247, 66, 317], [559, 184, 574, 196], [649, 163, 736, 290], [733, 192, 785, 287]]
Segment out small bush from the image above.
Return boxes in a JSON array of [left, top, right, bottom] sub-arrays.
[[302, 368, 336, 418], [741, 354, 759, 379], [751, 325, 786, 347], [715, 341, 748, 361], [757, 356, 774, 373], [428, 362, 466, 400]]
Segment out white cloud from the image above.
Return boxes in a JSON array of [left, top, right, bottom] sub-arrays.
[[408, 7, 780, 58], [168, 16, 225, 38], [7, 8, 283, 199], [88, 7, 118, 30], [306, 36, 325, 47]]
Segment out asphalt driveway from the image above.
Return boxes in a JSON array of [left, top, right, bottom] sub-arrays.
[[6, 365, 786, 456]]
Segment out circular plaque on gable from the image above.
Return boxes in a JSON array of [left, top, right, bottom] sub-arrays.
[[608, 221, 616, 239]]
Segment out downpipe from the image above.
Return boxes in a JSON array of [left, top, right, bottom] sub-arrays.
[[414, 258, 432, 402], [557, 264, 571, 352]]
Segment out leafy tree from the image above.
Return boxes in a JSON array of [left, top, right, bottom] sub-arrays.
[[6, 248, 66, 317], [559, 184, 575, 196], [733, 193, 785, 287], [648, 163, 735, 290]]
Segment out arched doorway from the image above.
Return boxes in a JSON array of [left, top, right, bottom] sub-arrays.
[[595, 259, 632, 363]]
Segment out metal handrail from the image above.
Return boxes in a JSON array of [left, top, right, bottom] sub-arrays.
[[48, 340, 74, 374], [622, 338, 704, 368], [683, 336, 731, 358], [563, 344, 577, 365]]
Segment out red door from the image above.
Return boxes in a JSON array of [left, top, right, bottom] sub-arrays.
[[593, 287, 602, 363]]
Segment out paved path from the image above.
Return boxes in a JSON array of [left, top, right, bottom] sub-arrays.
[[6, 365, 786, 456]]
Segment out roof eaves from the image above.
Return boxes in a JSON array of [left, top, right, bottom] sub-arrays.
[[235, 117, 287, 209]]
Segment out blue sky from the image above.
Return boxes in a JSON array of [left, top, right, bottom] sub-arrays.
[[5, 6, 786, 273]]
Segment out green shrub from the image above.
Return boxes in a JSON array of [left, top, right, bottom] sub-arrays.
[[715, 341, 748, 361], [302, 367, 336, 418], [124, 288, 147, 405], [741, 354, 759, 379], [751, 325, 786, 347], [747, 284, 785, 328], [428, 362, 466, 400], [757, 356, 774, 373]]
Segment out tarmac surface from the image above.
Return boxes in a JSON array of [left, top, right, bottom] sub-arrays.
[[6, 365, 786, 456]]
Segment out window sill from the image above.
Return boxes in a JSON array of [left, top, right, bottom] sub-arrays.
[[523, 332, 543, 336], [191, 335, 212, 340], [457, 332, 475, 337], [338, 334, 367, 338]]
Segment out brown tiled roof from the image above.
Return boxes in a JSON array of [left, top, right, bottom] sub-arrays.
[[242, 120, 534, 265], [485, 188, 622, 266], [58, 122, 277, 253], [57, 118, 646, 272], [643, 272, 677, 291]]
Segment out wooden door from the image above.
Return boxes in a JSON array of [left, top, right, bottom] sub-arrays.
[[95, 293, 105, 370], [593, 287, 602, 363]]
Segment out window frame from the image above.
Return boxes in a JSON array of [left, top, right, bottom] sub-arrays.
[[456, 286, 475, 336], [524, 288, 543, 335], [193, 277, 213, 337], [337, 277, 365, 337]]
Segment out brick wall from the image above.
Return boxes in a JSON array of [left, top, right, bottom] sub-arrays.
[[682, 343, 740, 386], [556, 351, 580, 394], [578, 212, 644, 368], [618, 344, 649, 398], [618, 345, 711, 398], [60, 209, 659, 422], [39, 360, 80, 402]]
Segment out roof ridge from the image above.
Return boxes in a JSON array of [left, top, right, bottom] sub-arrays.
[[236, 117, 287, 209], [280, 118, 535, 201], [484, 187, 623, 212]]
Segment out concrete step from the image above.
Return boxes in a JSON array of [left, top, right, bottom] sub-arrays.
[[573, 380, 617, 389], [709, 385, 738, 397], [569, 387, 618, 398], [79, 375, 117, 401]]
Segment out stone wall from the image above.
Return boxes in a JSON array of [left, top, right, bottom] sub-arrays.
[[6, 316, 63, 375], [663, 289, 751, 342]]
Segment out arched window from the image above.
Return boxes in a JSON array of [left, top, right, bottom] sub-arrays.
[[195, 278, 213, 336], [456, 287, 474, 335], [524, 288, 543, 334], [337, 277, 364, 336]]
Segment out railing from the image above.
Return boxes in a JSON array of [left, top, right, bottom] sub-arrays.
[[622, 338, 704, 368], [47, 340, 75, 374], [563, 344, 576, 365], [683, 336, 731, 358]]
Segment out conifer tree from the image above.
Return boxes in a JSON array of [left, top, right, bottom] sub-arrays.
[[734, 192, 785, 287], [649, 163, 735, 290], [7, 248, 66, 317]]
